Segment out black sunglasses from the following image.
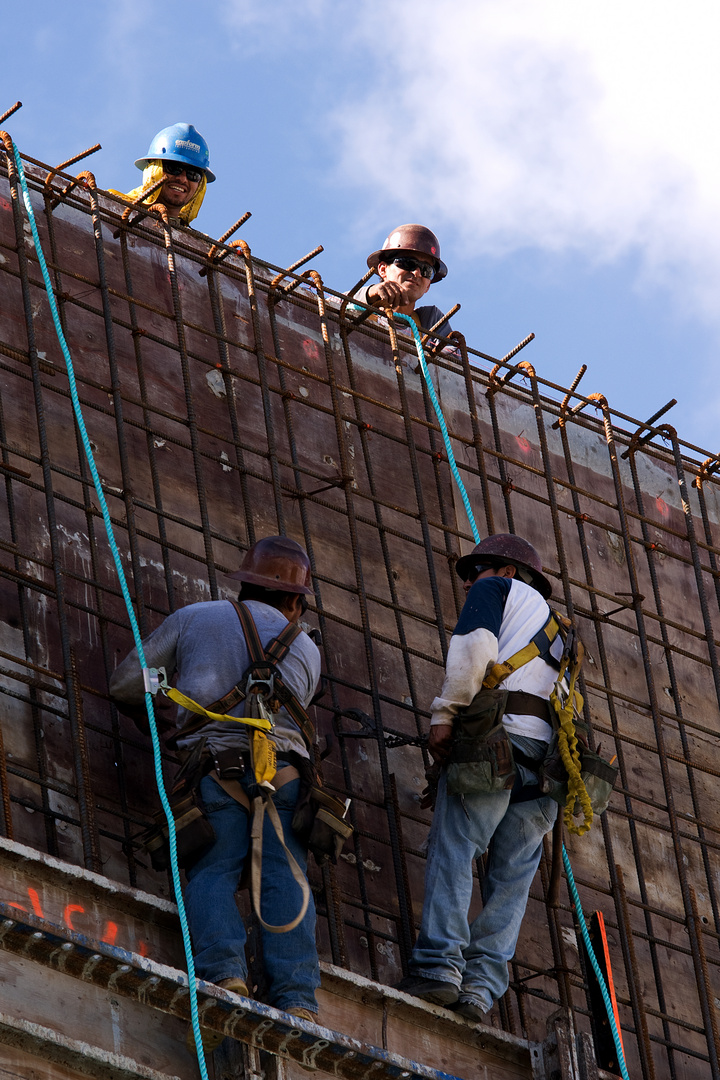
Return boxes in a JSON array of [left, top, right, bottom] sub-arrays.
[[462, 562, 497, 584], [163, 160, 204, 183], [390, 256, 435, 279]]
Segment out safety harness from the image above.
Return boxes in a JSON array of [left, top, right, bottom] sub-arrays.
[[483, 608, 593, 836], [147, 602, 316, 932]]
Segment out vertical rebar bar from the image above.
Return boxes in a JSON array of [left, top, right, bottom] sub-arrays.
[[2, 135, 102, 871]]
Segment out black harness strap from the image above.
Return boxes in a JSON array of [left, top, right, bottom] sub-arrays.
[[168, 602, 315, 750], [207, 602, 315, 750]]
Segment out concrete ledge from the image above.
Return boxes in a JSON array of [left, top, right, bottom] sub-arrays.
[[0, 1011, 181, 1080]]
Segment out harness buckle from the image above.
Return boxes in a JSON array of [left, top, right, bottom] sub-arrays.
[[245, 673, 276, 726], [143, 666, 169, 696]]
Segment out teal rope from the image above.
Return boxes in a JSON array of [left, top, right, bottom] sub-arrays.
[[11, 142, 210, 1075], [393, 314, 481, 545], [563, 848, 630, 1080], [396, 312, 629, 1079]]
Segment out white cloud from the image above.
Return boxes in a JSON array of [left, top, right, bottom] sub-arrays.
[[330, 0, 720, 322]]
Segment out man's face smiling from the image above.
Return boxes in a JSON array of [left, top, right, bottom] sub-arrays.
[[159, 165, 201, 212], [377, 255, 434, 307]]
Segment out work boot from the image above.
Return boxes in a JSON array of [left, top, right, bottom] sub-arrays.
[[287, 1008, 316, 1022], [219, 977, 250, 996], [454, 996, 490, 1024], [185, 977, 249, 1055], [396, 975, 459, 1006]]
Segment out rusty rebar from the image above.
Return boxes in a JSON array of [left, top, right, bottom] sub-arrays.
[[2, 147, 720, 1076]]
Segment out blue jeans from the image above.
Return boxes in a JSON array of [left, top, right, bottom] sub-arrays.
[[184, 773, 320, 1013], [410, 771, 557, 1010]]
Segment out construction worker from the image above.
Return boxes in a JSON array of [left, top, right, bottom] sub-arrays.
[[109, 536, 321, 1044], [351, 224, 454, 336], [109, 123, 215, 225], [399, 534, 566, 1022]]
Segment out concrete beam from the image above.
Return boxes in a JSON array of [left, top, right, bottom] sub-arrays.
[[0, 1010, 181, 1080]]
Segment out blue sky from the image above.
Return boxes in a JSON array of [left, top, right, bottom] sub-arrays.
[[4, 1, 719, 454]]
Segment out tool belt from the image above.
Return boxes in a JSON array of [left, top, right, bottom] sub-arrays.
[[447, 688, 618, 816], [445, 688, 549, 797]]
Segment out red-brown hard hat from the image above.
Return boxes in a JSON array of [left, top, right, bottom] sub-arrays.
[[229, 536, 313, 594], [367, 224, 448, 283], [455, 533, 552, 599]]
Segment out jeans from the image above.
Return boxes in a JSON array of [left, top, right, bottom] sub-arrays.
[[410, 770, 557, 1010], [184, 772, 320, 1013]]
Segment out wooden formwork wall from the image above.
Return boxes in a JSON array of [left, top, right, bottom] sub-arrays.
[[0, 151, 718, 1080]]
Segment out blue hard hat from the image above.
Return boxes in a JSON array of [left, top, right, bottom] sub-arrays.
[[135, 123, 215, 182]]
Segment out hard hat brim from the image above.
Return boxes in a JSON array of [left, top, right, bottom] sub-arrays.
[[134, 155, 216, 183], [454, 551, 553, 599], [227, 568, 314, 595], [367, 247, 447, 284]]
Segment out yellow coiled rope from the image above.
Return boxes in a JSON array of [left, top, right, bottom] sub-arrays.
[[551, 662, 593, 835]]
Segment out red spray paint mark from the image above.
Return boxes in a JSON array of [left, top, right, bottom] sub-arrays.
[[516, 435, 531, 454], [0, 198, 10, 213], [27, 888, 44, 918], [137, 940, 150, 957], [7, 902, 27, 912], [63, 904, 85, 930], [656, 496, 669, 517], [102, 921, 118, 946], [302, 339, 320, 363]]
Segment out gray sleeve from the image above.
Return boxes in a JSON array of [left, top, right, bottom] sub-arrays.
[[280, 634, 322, 711], [108, 613, 182, 704], [418, 305, 453, 336], [302, 641, 322, 708]]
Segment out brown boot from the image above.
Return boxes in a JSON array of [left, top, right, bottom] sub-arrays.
[[287, 1008, 315, 1023], [186, 978, 250, 1055], [218, 977, 249, 996]]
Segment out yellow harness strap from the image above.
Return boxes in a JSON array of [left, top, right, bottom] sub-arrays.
[[164, 686, 276, 788], [483, 614, 560, 690], [163, 687, 272, 732]]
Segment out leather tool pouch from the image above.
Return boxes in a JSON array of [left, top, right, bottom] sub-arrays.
[[575, 747, 618, 816], [446, 688, 516, 796], [292, 760, 353, 864], [214, 746, 247, 783], [307, 791, 353, 864], [142, 789, 215, 872], [540, 741, 618, 815], [141, 739, 215, 872]]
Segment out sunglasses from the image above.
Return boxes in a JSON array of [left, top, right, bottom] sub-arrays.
[[163, 160, 204, 183], [389, 256, 435, 279], [462, 562, 497, 584]]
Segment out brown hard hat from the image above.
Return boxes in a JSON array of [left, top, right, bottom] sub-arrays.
[[455, 533, 552, 599], [229, 536, 313, 594], [367, 224, 447, 283]]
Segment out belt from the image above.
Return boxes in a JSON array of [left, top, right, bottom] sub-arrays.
[[505, 691, 552, 723], [210, 764, 299, 812]]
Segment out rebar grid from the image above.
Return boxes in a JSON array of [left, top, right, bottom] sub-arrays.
[[1, 149, 719, 1079]]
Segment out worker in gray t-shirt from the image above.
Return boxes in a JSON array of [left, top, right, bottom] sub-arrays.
[[110, 536, 322, 1041], [350, 223, 453, 336]]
